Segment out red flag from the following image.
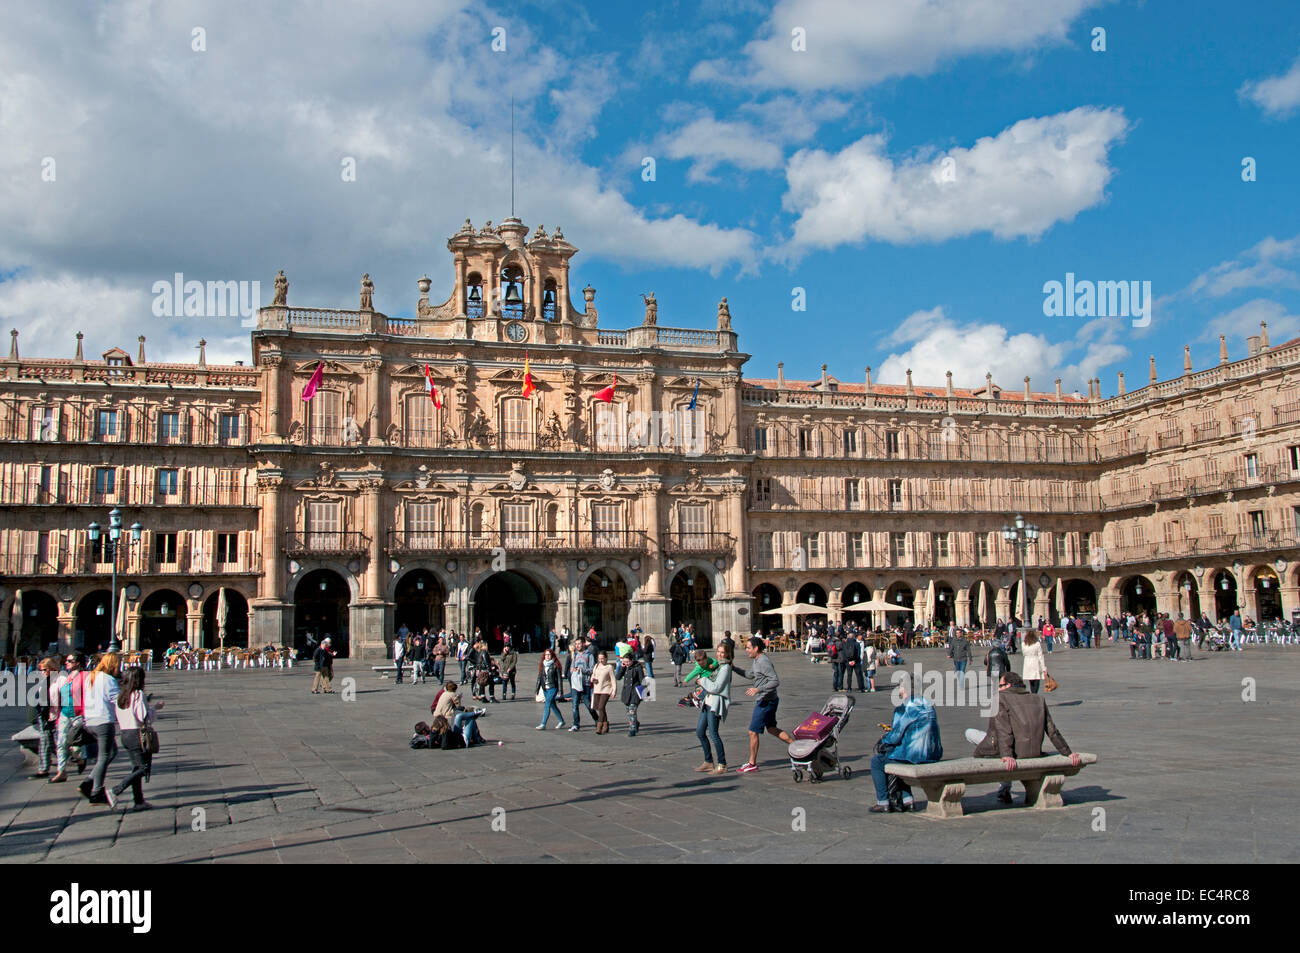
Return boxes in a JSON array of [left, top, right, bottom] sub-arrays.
[[301, 361, 324, 401], [593, 375, 616, 403], [521, 352, 534, 399], [424, 364, 442, 409]]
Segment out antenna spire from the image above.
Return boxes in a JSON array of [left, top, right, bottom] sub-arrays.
[[510, 95, 515, 218]]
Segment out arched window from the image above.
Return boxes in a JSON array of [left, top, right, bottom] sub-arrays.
[[542, 278, 557, 322], [545, 502, 559, 537], [466, 272, 484, 318], [470, 502, 485, 538]]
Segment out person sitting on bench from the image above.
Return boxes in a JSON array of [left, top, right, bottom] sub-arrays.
[[967, 671, 1082, 805]]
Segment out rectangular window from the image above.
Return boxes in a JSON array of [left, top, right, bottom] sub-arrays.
[[1080, 534, 1091, 563], [928, 480, 946, 503], [97, 410, 118, 438], [851, 533, 865, 563], [308, 392, 341, 445], [90, 535, 107, 564], [1163, 521, 1181, 544], [502, 503, 533, 546], [888, 479, 903, 505], [156, 469, 179, 497], [753, 426, 768, 451], [160, 412, 180, 440], [1012, 480, 1028, 505], [1054, 534, 1067, 561], [218, 413, 240, 441], [798, 428, 813, 454], [95, 467, 116, 496], [30, 406, 55, 441], [154, 532, 178, 564], [1290, 446, 1300, 472], [592, 503, 623, 547], [216, 533, 238, 563], [843, 429, 857, 454], [845, 479, 861, 509], [933, 532, 950, 559], [502, 398, 530, 450], [680, 504, 708, 547], [754, 478, 771, 503], [1208, 512, 1224, 538], [977, 533, 990, 558], [1244, 453, 1259, 479], [1250, 510, 1267, 537], [804, 533, 820, 560], [885, 430, 900, 457], [970, 480, 988, 505], [594, 403, 627, 451], [756, 533, 773, 563], [1133, 524, 1146, 546], [891, 532, 907, 560], [928, 431, 945, 460], [307, 500, 342, 550], [406, 502, 439, 549]]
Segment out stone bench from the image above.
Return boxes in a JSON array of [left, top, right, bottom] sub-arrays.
[[885, 753, 1098, 818], [11, 725, 41, 766]]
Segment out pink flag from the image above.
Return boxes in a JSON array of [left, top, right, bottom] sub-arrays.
[[301, 361, 324, 401]]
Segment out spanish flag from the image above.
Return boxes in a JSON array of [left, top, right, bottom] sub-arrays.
[[424, 364, 442, 408], [593, 375, 616, 403], [521, 352, 535, 399], [301, 361, 324, 401]]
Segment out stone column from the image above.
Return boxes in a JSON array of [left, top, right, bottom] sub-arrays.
[[642, 481, 664, 596], [57, 604, 75, 654], [827, 592, 843, 623], [1280, 584, 1299, 623], [186, 604, 203, 647], [721, 371, 743, 452], [956, 593, 971, 628], [252, 474, 289, 646], [363, 357, 386, 445], [261, 352, 284, 442], [362, 480, 384, 599]]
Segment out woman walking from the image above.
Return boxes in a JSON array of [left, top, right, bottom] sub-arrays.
[[591, 651, 615, 734], [80, 652, 121, 805], [1022, 631, 1047, 694], [499, 642, 518, 701], [49, 653, 89, 783], [616, 651, 647, 737], [107, 667, 163, 810], [534, 648, 566, 729], [695, 643, 732, 774]]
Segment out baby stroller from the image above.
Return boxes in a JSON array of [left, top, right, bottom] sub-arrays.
[[788, 693, 854, 783]]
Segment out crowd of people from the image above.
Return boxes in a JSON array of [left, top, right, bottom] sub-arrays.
[[25, 651, 161, 811]]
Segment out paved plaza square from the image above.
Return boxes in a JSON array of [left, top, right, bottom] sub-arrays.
[[2, 643, 1296, 864]]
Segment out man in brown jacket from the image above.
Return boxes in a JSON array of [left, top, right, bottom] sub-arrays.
[[1173, 613, 1193, 660], [972, 671, 1081, 804]]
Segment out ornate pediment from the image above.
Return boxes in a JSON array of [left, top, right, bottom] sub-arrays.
[[668, 468, 708, 494], [294, 359, 359, 377], [293, 461, 363, 491], [394, 363, 452, 381]]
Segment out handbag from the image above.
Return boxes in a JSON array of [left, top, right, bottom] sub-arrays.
[[138, 725, 160, 755], [535, 688, 545, 703], [1044, 673, 1059, 693]]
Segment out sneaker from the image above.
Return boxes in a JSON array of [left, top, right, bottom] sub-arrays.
[[474, 708, 487, 716], [105, 788, 117, 809], [869, 803, 890, 813], [535, 724, 546, 730], [695, 762, 715, 772], [736, 763, 758, 774], [568, 725, 580, 732], [712, 764, 727, 775]]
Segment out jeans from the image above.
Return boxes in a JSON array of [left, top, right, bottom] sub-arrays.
[[501, 670, 516, 696], [831, 663, 844, 691], [1230, 631, 1241, 650], [55, 714, 85, 772], [953, 660, 967, 688], [571, 686, 592, 726], [696, 707, 725, 765], [644, 659, 654, 679], [432, 659, 446, 683], [539, 688, 564, 727], [452, 711, 483, 746], [394, 658, 403, 682], [1045, 636, 1054, 652], [88, 722, 116, 797], [111, 733, 150, 805], [869, 753, 913, 804], [459, 658, 468, 681]]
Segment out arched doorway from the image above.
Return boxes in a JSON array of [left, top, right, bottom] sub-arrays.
[[885, 582, 914, 630], [139, 589, 187, 656], [394, 570, 445, 635], [582, 569, 629, 650], [1008, 580, 1028, 626], [294, 570, 351, 658], [1253, 567, 1282, 621], [796, 582, 828, 632], [968, 580, 997, 628], [1120, 576, 1156, 618], [474, 570, 543, 651], [751, 583, 783, 635], [10, 589, 59, 655], [75, 589, 114, 652], [931, 582, 956, 627], [202, 589, 249, 649], [670, 568, 713, 647], [1212, 570, 1238, 621], [1174, 572, 1200, 621], [1064, 579, 1098, 617]]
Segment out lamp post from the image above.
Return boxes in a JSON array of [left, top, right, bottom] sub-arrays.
[[1002, 513, 1039, 626], [88, 507, 143, 652]]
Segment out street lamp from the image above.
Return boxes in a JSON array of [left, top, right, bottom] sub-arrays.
[[88, 507, 143, 652], [1002, 513, 1039, 625]]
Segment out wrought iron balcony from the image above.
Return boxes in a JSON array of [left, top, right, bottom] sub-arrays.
[[284, 531, 371, 557]]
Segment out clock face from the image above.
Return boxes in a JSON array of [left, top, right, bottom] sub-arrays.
[[506, 321, 527, 342]]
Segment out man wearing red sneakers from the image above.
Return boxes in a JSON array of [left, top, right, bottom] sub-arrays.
[[732, 636, 794, 773]]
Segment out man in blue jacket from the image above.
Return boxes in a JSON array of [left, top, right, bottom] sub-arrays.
[[870, 674, 942, 812]]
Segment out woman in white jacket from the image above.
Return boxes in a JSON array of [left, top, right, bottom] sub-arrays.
[[1021, 631, 1047, 694], [80, 653, 121, 805], [694, 643, 733, 775]]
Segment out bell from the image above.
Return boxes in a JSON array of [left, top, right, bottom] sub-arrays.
[[467, 284, 482, 303], [543, 287, 556, 306], [504, 280, 523, 306]]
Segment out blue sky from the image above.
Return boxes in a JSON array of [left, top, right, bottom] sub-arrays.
[[2, 0, 1298, 393]]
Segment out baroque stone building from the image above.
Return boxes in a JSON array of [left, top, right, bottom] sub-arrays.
[[2, 218, 1299, 658]]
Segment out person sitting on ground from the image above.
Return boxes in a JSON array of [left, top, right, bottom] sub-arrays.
[[410, 721, 435, 748], [870, 673, 942, 813], [429, 681, 487, 746], [969, 671, 1082, 805], [428, 714, 485, 749]]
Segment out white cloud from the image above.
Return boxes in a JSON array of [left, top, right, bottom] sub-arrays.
[[1240, 52, 1300, 117], [0, 1, 759, 363], [779, 106, 1129, 252], [1181, 234, 1300, 299], [1203, 298, 1300, 345], [659, 115, 785, 183], [693, 0, 1102, 92]]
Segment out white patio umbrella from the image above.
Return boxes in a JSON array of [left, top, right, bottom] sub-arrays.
[[217, 587, 229, 651], [1056, 577, 1065, 620], [115, 590, 128, 650], [842, 599, 914, 614], [1018, 582, 1029, 624], [11, 589, 23, 652], [759, 603, 827, 615], [926, 579, 936, 627], [977, 581, 989, 628]]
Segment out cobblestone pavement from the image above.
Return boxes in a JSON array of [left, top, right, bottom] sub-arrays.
[[2, 643, 1296, 863]]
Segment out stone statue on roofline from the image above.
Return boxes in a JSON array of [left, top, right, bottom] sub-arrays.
[[359, 273, 374, 311], [641, 292, 657, 326], [717, 297, 731, 330], [273, 270, 288, 306]]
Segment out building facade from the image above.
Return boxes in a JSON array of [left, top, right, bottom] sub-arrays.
[[3, 218, 1299, 658]]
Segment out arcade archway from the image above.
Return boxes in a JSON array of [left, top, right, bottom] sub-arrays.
[[1120, 575, 1157, 619], [139, 589, 187, 656], [10, 589, 59, 655], [1212, 570, 1238, 621], [582, 569, 629, 650], [670, 568, 713, 647], [394, 569, 446, 635], [202, 589, 249, 648], [74, 589, 114, 652], [474, 570, 544, 651], [751, 583, 783, 635], [294, 569, 351, 658]]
